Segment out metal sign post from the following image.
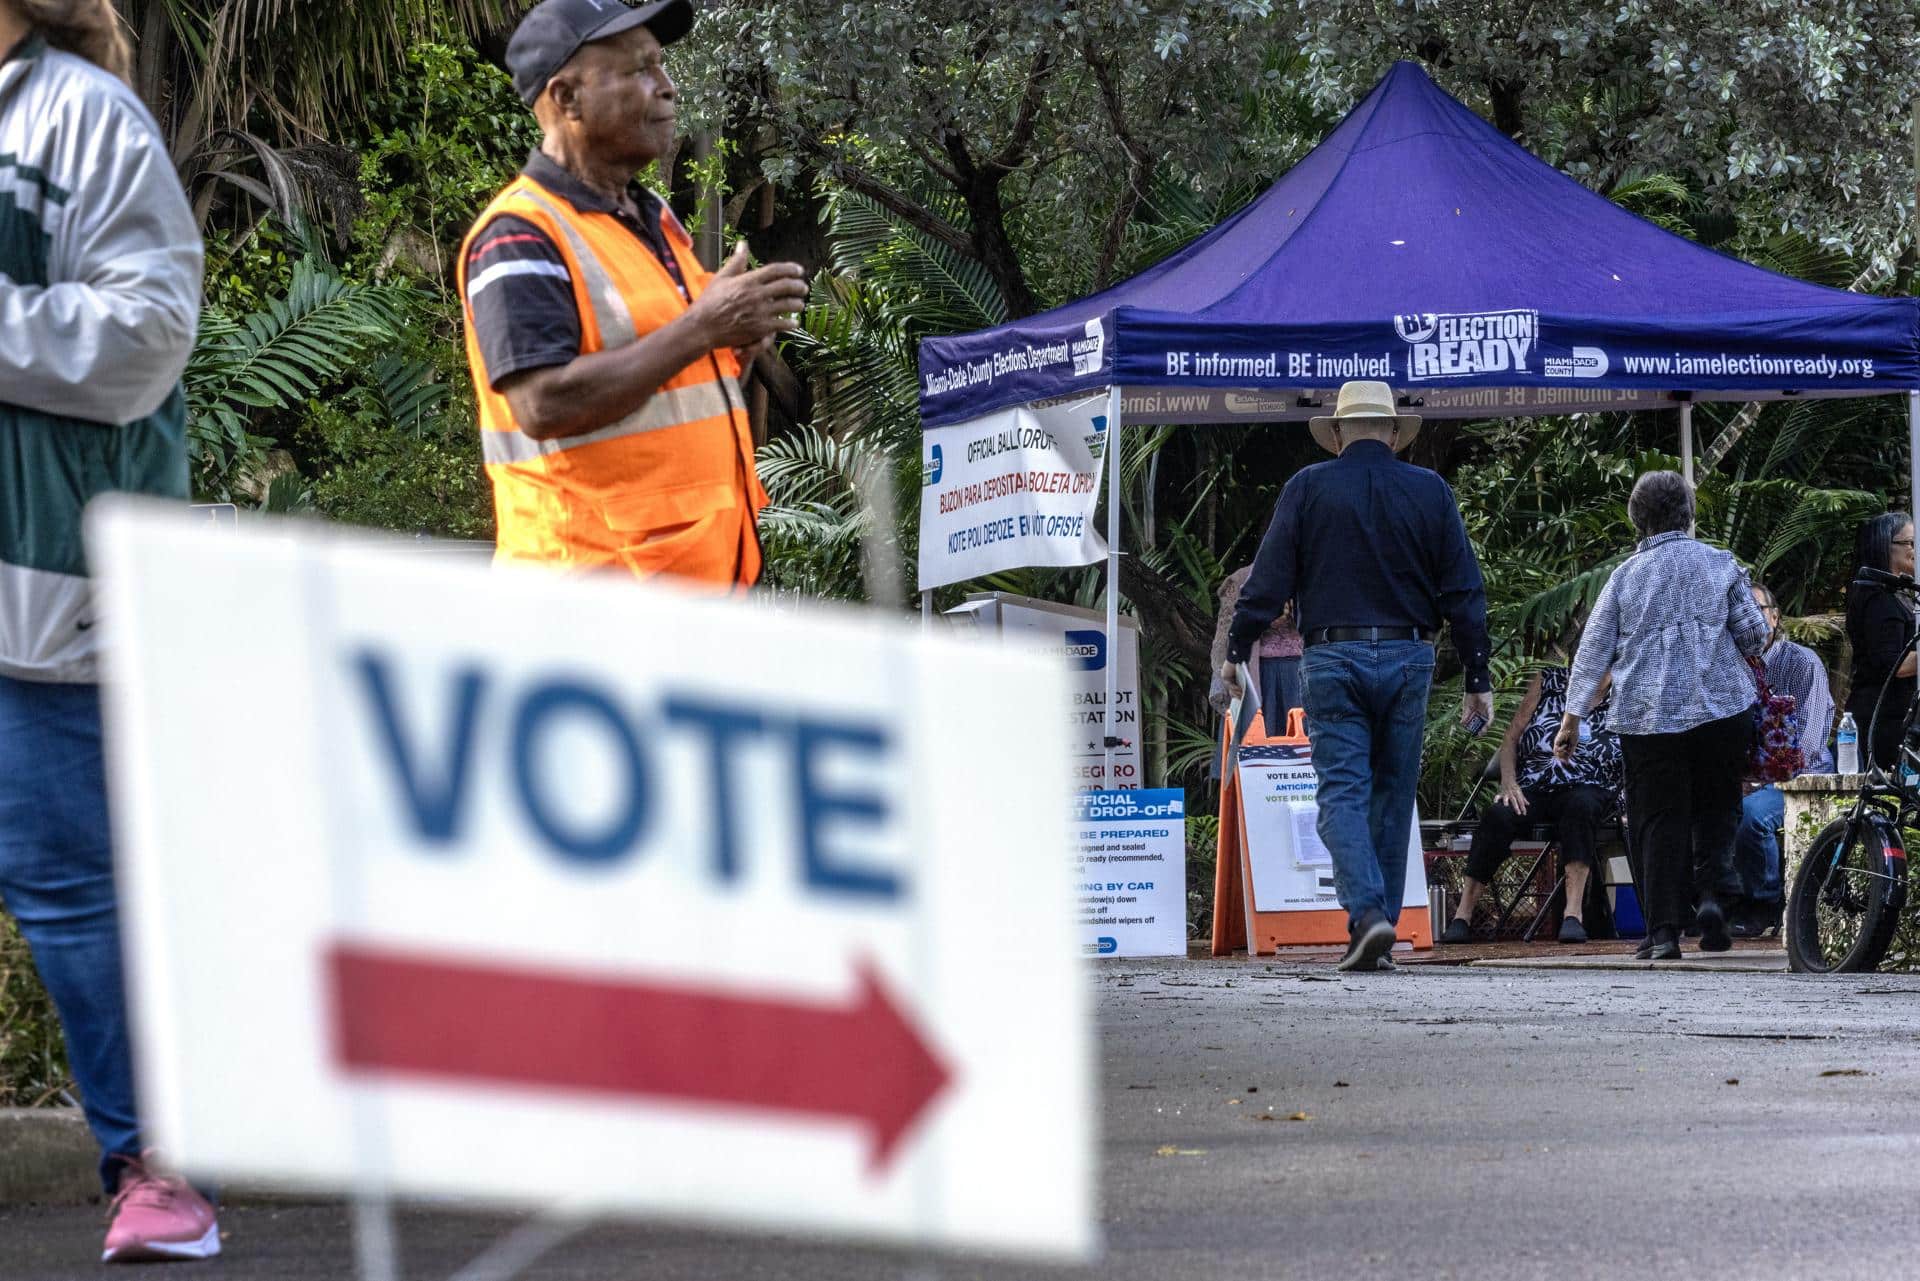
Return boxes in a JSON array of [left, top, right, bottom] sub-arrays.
[[1909, 390, 1919, 524], [1679, 401, 1695, 488], [1102, 386, 1124, 784]]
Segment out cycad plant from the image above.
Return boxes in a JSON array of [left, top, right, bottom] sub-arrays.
[[185, 253, 426, 499], [763, 186, 1005, 602]]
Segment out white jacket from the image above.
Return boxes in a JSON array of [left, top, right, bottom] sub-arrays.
[[0, 36, 202, 682]]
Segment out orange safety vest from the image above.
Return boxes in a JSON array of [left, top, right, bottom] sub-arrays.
[[458, 175, 767, 587]]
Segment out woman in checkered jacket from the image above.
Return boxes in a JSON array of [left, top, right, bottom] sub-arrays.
[[1556, 472, 1770, 962]]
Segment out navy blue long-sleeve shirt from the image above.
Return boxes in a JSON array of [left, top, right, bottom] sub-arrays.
[[1227, 440, 1492, 692]]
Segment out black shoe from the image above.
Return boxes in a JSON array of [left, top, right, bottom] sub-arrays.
[[1337, 911, 1398, 972], [1697, 898, 1732, 953], [1441, 918, 1472, 944], [1643, 927, 1681, 961], [1633, 935, 1656, 960], [1374, 954, 1398, 971], [1557, 916, 1588, 944]]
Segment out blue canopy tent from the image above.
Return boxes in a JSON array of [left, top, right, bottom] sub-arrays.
[[916, 60, 1920, 768]]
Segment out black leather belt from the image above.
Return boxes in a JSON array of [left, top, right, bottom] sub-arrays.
[[1304, 626, 1429, 647]]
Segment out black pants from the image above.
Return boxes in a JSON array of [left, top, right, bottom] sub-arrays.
[[1465, 783, 1614, 882], [1621, 711, 1750, 934]]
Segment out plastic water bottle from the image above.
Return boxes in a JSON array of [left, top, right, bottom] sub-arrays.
[[1836, 712, 1860, 776]]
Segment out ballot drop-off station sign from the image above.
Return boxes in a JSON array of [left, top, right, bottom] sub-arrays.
[[944, 593, 1141, 791], [1071, 789, 1187, 958], [945, 594, 1181, 957], [89, 502, 1094, 1260]]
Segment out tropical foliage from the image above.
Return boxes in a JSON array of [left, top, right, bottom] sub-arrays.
[[10, 6, 1918, 1098]]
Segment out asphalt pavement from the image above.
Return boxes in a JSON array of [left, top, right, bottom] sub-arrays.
[[6, 955, 1920, 1279]]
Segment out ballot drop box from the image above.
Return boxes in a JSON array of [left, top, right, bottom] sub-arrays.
[[1210, 709, 1431, 955]]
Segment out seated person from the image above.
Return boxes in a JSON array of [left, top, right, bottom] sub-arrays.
[[1731, 581, 1834, 937], [1208, 565, 1303, 731], [1442, 665, 1623, 944]]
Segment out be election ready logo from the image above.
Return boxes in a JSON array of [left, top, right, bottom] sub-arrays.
[[1395, 309, 1538, 381]]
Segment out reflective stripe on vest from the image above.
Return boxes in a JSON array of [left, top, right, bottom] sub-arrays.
[[519, 188, 641, 346], [479, 379, 739, 466]]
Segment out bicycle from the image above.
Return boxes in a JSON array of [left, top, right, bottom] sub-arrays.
[[1784, 566, 1917, 973]]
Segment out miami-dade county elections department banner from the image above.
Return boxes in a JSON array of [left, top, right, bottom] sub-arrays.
[[1071, 790, 1186, 958], [918, 392, 1109, 591]]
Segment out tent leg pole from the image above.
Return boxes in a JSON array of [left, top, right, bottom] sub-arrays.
[[1909, 391, 1919, 523], [1104, 386, 1123, 791], [920, 590, 932, 629], [1680, 401, 1694, 488]]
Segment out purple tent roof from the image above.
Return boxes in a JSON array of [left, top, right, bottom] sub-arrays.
[[917, 61, 1920, 428]]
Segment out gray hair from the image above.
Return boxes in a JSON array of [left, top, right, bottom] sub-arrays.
[[1627, 470, 1694, 538]]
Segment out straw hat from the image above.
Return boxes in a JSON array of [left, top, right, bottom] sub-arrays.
[[1308, 380, 1421, 455]]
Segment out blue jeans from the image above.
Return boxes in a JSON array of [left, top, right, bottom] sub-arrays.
[[1733, 784, 1786, 904], [1300, 640, 1434, 929], [0, 675, 140, 1190]]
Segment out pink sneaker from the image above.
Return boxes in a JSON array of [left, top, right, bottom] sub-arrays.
[[102, 1152, 221, 1263]]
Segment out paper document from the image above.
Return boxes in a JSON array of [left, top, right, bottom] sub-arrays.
[[1227, 662, 1261, 767], [1290, 802, 1332, 867]]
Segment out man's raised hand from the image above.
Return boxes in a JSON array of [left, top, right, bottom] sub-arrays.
[[689, 244, 810, 351]]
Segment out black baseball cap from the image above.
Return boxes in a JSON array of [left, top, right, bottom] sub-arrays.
[[506, 0, 696, 105]]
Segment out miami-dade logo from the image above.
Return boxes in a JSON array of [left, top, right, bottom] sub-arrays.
[[1085, 414, 1108, 462], [1072, 318, 1106, 377], [922, 443, 943, 485], [1544, 346, 1610, 379], [1061, 629, 1106, 672], [1395, 309, 1538, 381]]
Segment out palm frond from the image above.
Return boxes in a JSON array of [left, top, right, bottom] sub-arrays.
[[186, 257, 415, 480], [367, 355, 449, 440], [1513, 553, 1630, 641], [1605, 170, 1694, 234], [823, 189, 1006, 333], [1744, 483, 1878, 574]]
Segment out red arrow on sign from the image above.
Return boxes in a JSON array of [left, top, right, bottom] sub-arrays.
[[325, 943, 953, 1173]]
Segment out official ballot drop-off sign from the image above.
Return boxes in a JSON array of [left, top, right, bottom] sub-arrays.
[[918, 392, 1110, 591], [88, 503, 1093, 1259]]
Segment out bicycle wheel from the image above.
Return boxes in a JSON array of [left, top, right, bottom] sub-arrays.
[[1785, 819, 1899, 973]]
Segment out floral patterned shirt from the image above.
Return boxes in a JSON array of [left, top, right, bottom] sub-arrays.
[[1515, 666, 1624, 801]]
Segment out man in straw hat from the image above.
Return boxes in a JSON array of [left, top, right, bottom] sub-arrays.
[[1224, 381, 1493, 971]]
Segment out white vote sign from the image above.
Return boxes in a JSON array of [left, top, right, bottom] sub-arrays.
[[89, 503, 1093, 1260], [918, 391, 1110, 591]]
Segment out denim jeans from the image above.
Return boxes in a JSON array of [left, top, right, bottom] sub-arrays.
[[1733, 784, 1786, 904], [0, 675, 140, 1191], [1300, 640, 1433, 929]]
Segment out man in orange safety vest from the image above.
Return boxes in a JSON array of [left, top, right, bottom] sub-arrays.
[[459, 0, 809, 587]]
